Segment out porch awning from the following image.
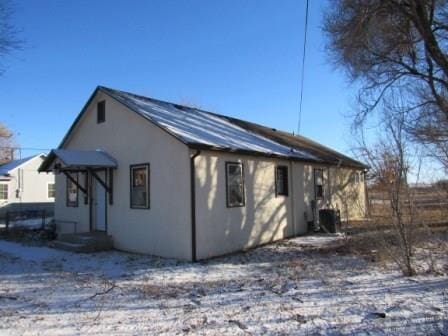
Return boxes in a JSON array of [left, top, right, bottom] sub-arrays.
[[38, 149, 118, 172]]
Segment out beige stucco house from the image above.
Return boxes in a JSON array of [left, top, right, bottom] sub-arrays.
[[40, 86, 367, 261], [0, 154, 55, 212]]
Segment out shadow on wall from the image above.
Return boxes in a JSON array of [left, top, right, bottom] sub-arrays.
[[196, 156, 312, 259], [330, 169, 366, 223]]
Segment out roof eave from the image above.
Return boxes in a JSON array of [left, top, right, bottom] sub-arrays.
[[188, 143, 368, 169]]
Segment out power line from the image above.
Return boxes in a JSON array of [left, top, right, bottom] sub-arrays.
[[297, 0, 310, 135], [0, 146, 51, 151]]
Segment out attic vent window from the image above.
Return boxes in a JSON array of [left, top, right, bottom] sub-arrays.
[[97, 100, 106, 123]]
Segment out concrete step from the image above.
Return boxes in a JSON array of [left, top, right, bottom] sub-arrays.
[[51, 232, 113, 253]]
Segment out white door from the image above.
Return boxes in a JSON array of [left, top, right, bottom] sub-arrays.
[[94, 171, 106, 231]]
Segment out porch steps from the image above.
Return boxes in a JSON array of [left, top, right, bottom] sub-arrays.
[[51, 232, 113, 253]]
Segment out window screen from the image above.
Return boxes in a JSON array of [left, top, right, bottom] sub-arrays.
[[226, 162, 245, 207], [130, 164, 149, 209], [66, 173, 78, 207], [275, 166, 288, 196], [0, 184, 8, 200], [314, 168, 324, 199], [48, 183, 55, 199]]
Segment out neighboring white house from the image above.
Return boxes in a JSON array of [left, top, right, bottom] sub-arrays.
[[0, 154, 55, 210], [40, 86, 368, 261]]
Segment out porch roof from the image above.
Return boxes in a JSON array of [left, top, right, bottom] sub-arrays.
[[38, 149, 118, 172]]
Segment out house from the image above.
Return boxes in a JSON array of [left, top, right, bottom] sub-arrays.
[[0, 154, 55, 214], [39, 86, 367, 261]]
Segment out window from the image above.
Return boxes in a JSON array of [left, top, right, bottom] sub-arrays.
[[314, 168, 324, 199], [48, 183, 55, 199], [97, 100, 105, 123], [226, 162, 245, 207], [66, 173, 78, 207], [130, 163, 149, 209], [0, 183, 8, 200], [275, 166, 288, 196]]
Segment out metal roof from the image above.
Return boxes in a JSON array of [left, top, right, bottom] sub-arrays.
[[0, 155, 43, 176], [39, 149, 117, 172], [99, 87, 366, 169]]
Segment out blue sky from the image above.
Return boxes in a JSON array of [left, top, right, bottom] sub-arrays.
[[0, 0, 357, 158]]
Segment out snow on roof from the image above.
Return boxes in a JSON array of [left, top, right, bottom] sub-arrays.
[[0, 155, 42, 176], [101, 87, 320, 162], [49, 149, 118, 169]]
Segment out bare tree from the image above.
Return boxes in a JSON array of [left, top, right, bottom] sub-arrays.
[[0, 0, 22, 75], [323, 0, 448, 169], [354, 108, 421, 276], [0, 123, 14, 163]]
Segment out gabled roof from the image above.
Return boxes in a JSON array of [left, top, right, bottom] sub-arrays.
[[60, 86, 367, 169], [99, 87, 366, 169], [0, 155, 44, 176], [99, 87, 320, 163]]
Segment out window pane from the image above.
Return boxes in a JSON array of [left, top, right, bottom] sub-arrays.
[[131, 165, 149, 208], [226, 163, 244, 207], [276, 166, 288, 196], [133, 168, 146, 187], [66, 174, 78, 207], [314, 169, 324, 199], [48, 183, 55, 198], [97, 101, 105, 123], [0, 184, 8, 200]]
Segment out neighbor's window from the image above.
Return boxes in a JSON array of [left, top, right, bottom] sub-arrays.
[[0, 183, 8, 200], [66, 173, 78, 207], [48, 183, 55, 199], [226, 162, 245, 207], [275, 166, 288, 196], [97, 100, 106, 123], [130, 163, 150, 209], [314, 168, 324, 199]]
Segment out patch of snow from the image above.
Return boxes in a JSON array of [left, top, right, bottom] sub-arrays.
[[106, 88, 320, 161], [0, 235, 446, 335]]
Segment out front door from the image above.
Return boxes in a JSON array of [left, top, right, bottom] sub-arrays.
[[93, 170, 106, 231]]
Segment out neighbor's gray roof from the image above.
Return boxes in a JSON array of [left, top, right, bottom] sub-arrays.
[[98, 87, 366, 168], [0, 155, 42, 176], [39, 149, 117, 172]]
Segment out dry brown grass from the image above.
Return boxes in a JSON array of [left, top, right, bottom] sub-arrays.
[[336, 228, 448, 274]]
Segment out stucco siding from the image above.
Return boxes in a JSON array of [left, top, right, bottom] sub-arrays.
[[194, 151, 294, 259], [329, 167, 367, 221], [54, 172, 89, 233], [56, 91, 192, 260], [194, 155, 367, 259]]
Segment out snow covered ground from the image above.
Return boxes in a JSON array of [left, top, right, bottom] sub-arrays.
[[0, 235, 447, 335]]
